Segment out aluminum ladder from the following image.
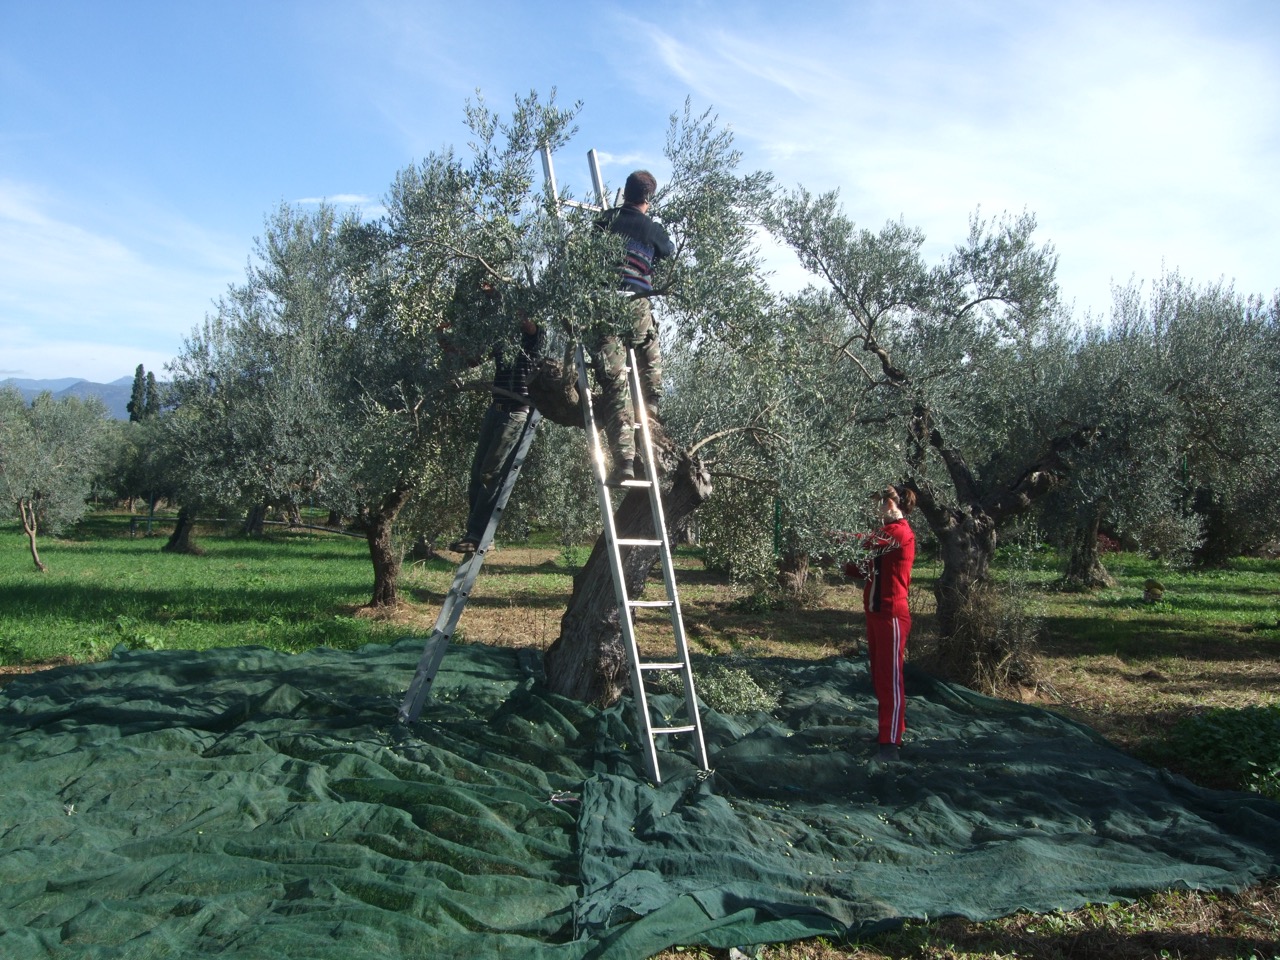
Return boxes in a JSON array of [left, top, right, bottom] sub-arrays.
[[398, 410, 542, 724], [575, 342, 709, 784]]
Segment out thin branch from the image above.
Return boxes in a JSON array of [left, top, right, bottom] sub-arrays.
[[687, 424, 785, 458], [407, 238, 514, 283]]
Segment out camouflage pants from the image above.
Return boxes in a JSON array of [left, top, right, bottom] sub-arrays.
[[589, 295, 662, 464]]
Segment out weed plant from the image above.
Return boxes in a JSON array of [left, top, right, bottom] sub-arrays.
[[1166, 704, 1280, 801]]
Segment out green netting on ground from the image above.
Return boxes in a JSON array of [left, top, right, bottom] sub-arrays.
[[1, 641, 1277, 958]]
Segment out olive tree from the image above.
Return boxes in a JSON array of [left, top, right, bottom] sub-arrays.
[[166, 94, 581, 607], [769, 192, 1085, 642], [1058, 275, 1280, 581], [1143, 277, 1280, 563], [165, 202, 360, 543], [0, 388, 110, 571]]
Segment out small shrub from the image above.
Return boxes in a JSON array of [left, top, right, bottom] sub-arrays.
[[926, 580, 1043, 695], [727, 590, 785, 615], [558, 543, 592, 569], [113, 615, 164, 651], [649, 659, 780, 715], [922, 538, 1045, 696]]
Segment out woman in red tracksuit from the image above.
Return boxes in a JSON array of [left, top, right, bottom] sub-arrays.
[[844, 485, 917, 761]]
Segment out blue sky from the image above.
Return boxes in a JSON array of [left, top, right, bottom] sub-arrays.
[[3, 0, 1277, 383]]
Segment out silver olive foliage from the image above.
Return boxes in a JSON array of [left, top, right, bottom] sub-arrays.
[[1051, 273, 1280, 584]]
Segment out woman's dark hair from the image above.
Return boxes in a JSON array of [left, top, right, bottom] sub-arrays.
[[877, 484, 917, 516], [892, 484, 917, 516]]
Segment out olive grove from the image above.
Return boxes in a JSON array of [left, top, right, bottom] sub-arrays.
[[144, 89, 1279, 706]]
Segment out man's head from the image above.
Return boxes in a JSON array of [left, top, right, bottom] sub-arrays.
[[623, 170, 658, 205]]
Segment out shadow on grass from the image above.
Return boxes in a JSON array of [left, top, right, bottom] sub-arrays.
[[0, 581, 368, 624], [407, 587, 570, 612], [46, 539, 369, 565], [1043, 614, 1280, 659], [1089, 592, 1280, 614]]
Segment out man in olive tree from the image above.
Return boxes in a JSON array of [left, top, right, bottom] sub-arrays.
[[448, 296, 545, 555], [590, 170, 674, 485]]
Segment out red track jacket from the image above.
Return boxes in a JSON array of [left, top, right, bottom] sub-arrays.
[[844, 518, 916, 618]]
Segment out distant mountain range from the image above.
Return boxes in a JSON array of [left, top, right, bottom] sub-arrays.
[[1, 377, 136, 420]]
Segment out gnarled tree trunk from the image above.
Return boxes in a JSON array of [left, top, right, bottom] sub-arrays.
[[530, 356, 714, 706], [542, 443, 712, 705], [929, 506, 997, 639], [365, 485, 413, 609], [776, 549, 810, 597], [1061, 503, 1115, 590], [913, 424, 1095, 645], [162, 506, 203, 555], [243, 503, 267, 536]]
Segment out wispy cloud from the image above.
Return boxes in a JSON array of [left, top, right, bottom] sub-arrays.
[[295, 194, 388, 220], [0, 180, 242, 381], [631, 2, 1279, 310]]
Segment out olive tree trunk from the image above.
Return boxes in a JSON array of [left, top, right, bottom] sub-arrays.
[[776, 549, 811, 597], [543, 444, 712, 705], [1061, 503, 1115, 590], [929, 508, 998, 639], [364, 485, 413, 609], [242, 503, 267, 536], [913, 425, 1094, 644], [19, 499, 47, 573], [162, 506, 202, 555]]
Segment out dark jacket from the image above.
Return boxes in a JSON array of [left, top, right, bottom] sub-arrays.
[[491, 325, 544, 411], [596, 204, 674, 293]]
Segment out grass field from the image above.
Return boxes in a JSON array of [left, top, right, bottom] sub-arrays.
[[2, 512, 1278, 958]]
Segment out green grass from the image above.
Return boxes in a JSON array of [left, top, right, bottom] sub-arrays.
[[1012, 548, 1280, 655], [0, 512, 407, 665]]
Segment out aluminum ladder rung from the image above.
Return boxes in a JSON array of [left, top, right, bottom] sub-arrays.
[[629, 599, 673, 609], [617, 538, 662, 547], [653, 725, 699, 736], [639, 662, 685, 671]]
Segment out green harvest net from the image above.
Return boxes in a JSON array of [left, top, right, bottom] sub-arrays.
[[1, 640, 1277, 958]]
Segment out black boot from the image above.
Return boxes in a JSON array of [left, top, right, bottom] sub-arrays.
[[606, 459, 635, 486]]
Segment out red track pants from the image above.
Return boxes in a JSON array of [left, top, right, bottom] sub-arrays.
[[866, 612, 910, 745]]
